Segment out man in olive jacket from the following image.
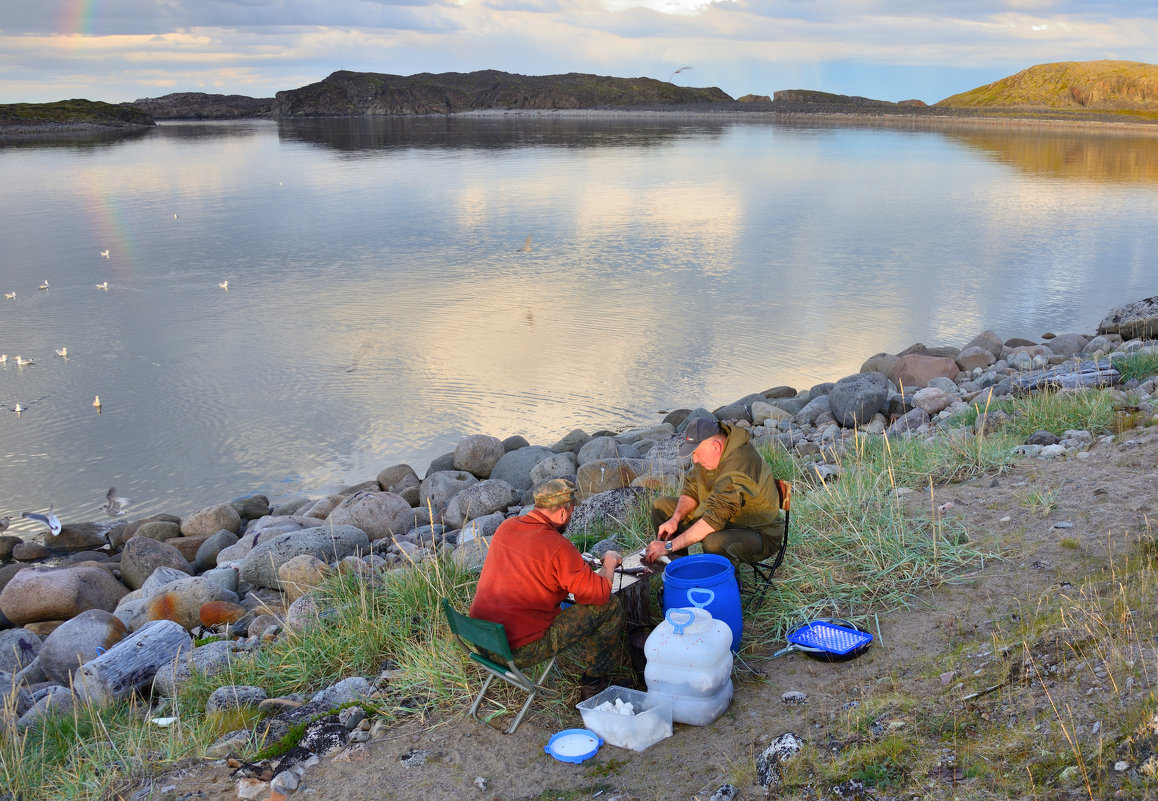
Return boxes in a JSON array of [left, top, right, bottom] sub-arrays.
[[644, 417, 783, 567]]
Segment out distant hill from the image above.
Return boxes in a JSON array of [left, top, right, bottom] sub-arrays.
[[937, 60, 1158, 111], [126, 92, 273, 120], [273, 69, 732, 116], [0, 99, 154, 129], [773, 89, 925, 108]]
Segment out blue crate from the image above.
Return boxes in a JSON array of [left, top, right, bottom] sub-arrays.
[[787, 621, 872, 656]]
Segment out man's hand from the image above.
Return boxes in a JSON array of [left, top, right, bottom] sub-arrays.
[[601, 550, 622, 570], [657, 517, 680, 540], [644, 539, 669, 562]]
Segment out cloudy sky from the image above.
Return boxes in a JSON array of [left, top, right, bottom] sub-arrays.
[[1, 1, 1156, 105]]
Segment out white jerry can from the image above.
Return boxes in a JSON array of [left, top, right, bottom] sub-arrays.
[[643, 592, 734, 726]]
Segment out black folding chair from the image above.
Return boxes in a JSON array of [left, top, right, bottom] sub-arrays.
[[440, 598, 558, 734], [742, 479, 792, 605]]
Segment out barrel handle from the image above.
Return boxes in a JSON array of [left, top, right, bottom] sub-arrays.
[[686, 587, 715, 609], [665, 607, 696, 635]]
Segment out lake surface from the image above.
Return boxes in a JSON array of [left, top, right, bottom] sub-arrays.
[[1, 115, 1155, 534]]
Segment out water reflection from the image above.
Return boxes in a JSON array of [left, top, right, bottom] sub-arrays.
[[942, 128, 1158, 183]]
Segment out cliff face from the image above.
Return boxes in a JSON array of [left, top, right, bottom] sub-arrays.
[[125, 93, 273, 119], [272, 70, 733, 116], [937, 60, 1158, 110]]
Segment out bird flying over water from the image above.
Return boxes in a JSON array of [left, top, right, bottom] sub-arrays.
[[102, 487, 132, 517], [23, 508, 61, 536], [100, 249, 109, 259], [96, 282, 109, 290], [218, 280, 229, 290], [38, 280, 49, 290]]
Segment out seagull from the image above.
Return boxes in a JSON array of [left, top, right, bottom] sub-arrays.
[[100, 249, 109, 259], [102, 487, 132, 517], [3, 292, 13, 300], [55, 347, 68, 357], [23, 508, 61, 537], [518, 235, 532, 253], [174, 212, 179, 219], [93, 395, 102, 409], [38, 280, 49, 290], [218, 280, 229, 290], [15, 356, 33, 366], [13, 403, 22, 414], [96, 282, 109, 290]]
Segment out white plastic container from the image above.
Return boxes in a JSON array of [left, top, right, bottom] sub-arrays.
[[644, 605, 733, 726], [575, 686, 673, 751]]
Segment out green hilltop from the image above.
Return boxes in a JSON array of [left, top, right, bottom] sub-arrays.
[[937, 59, 1158, 113]]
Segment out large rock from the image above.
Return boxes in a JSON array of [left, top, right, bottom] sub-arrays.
[[140, 576, 240, 630], [0, 565, 129, 625], [150, 638, 239, 697], [750, 400, 791, 426], [38, 609, 129, 684], [568, 487, 648, 538], [615, 423, 674, 445], [1098, 296, 1158, 340], [886, 407, 931, 437], [238, 525, 369, 590], [325, 491, 411, 541], [488, 446, 555, 491], [180, 503, 241, 538], [792, 395, 830, 426], [956, 345, 996, 371], [1047, 333, 1089, 357], [442, 480, 517, 529], [231, 495, 271, 521], [911, 386, 954, 416], [419, 471, 478, 513], [52, 522, 113, 551], [207, 685, 268, 714], [893, 354, 960, 390], [114, 514, 181, 549], [120, 536, 191, 590], [453, 435, 505, 479], [528, 451, 579, 484], [134, 520, 182, 542], [278, 554, 330, 602], [193, 529, 240, 572], [828, 372, 890, 428], [860, 353, 900, 381], [576, 458, 644, 495], [551, 428, 591, 453], [455, 513, 505, 544], [576, 436, 619, 466], [713, 393, 767, 423], [0, 628, 41, 673]]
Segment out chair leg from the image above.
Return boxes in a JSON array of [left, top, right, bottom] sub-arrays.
[[469, 673, 497, 723]]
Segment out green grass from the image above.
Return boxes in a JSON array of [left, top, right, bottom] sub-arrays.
[[1113, 349, 1158, 382], [948, 387, 1115, 441]]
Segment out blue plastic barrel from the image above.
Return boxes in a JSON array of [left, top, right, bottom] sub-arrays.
[[662, 554, 742, 651]]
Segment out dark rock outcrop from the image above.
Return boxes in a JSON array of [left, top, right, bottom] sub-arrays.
[[272, 69, 733, 117], [125, 92, 273, 120]]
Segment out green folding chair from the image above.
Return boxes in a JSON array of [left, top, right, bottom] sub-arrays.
[[742, 479, 792, 606], [440, 598, 559, 734]]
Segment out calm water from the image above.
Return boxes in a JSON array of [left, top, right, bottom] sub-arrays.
[[1, 115, 1155, 534]]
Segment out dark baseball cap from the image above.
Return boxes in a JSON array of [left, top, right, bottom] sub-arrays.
[[678, 417, 721, 456]]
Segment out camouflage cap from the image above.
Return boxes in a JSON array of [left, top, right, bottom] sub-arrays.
[[532, 477, 577, 508], [678, 416, 722, 456]]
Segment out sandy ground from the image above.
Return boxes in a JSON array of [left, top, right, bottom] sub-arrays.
[[138, 428, 1158, 801]]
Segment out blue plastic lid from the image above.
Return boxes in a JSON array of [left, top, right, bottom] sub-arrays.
[[545, 728, 602, 763]]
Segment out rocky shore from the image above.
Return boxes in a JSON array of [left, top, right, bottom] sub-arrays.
[[1, 295, 1156, 800]]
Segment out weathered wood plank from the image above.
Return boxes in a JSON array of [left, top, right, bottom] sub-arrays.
[[1011, 359, 1121, 393], [73, 619, 192, 705]]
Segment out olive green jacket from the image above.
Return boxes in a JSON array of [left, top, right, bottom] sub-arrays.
[[679, 423, 783, 542]]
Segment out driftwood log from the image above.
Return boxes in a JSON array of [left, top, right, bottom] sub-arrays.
[[1011, 358, 1121, 393], [74, 619, 192, 706]]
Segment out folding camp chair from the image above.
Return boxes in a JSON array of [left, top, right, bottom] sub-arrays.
[[742, 479, 792, 605], [440, 598, 559, 734]]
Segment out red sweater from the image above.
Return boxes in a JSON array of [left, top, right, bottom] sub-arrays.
[[469, 510, 611, 648]]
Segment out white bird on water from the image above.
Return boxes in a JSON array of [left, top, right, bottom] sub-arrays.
[[0, 355, 6, 364], [55, 347, 68, 357], [219, 280, 229, 290], [23, 508, 61, 537], [4, 292, 13, 300], [100, 249, 109, 259], [15, 356, 33, 366], [38, 280, 49, 290], [93, 395, 102, 409], [13, 403, 23, 414], [96, 282, 109, 290], [102, 487, 132, 517]]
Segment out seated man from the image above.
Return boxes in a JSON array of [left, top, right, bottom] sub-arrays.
[[470, 478, 624, 697], [644, 417, 783, 569]]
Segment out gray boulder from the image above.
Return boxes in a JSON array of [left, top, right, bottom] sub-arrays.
[[377, 463, 419, 493], [325, 490, 412, 541], [577, 436, 619, 466], [793, 395, 831, 426], [419, 470, 478, 513], [1047, 333, 1090, 358], [455, 512, 505, 544], [489, 446, 555, 491], [576, 458, 645, 495], [713, 393, 767, 423], [615, 423, 674, 445], [238, 525, 369, 590], [551, 428, 591, 453], [51, 522, 113, 551], [311, 676, 372, 709], [963, 330, 1004, 359], [442, 480, 517, 529], [453, 435, 505, 478], [956, 345, 995, 371], [133, 520, 182, 542], [1098, 295, 1158, 340], [120, 536, 191, 590], [152, 638, 243, 697], [886, 407, 931, 437], [231, 495, 271, 521], [860, 353, 900, 381], [207, 685, 268, 714], [180, 503, 241, 538], [193, 529, 240, 573], [133, 576, 240, 631], [528, 451, 579, 484], [828, 372, 890, 428], [425, 451, 456, 476], [0, 565, 129, 625], [38, 609, 129, 684]]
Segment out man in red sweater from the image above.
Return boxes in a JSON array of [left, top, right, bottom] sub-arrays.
[[470, 478, 624, 696]]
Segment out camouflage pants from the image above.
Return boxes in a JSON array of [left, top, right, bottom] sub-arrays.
[[651, 495, 781, 567], [511, 594, 624, 678]]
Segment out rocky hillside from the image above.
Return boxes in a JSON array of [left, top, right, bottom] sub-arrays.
[[937, 59, 1158, 110], [272, 69, 733, 116], [0, 99, 154, 129], [125, 92, 273, 120], [774, 89, 926, 108]]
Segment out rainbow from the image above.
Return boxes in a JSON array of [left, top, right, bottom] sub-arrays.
[[59, 0, 99, 36]]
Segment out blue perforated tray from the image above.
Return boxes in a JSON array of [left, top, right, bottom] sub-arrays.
[[787, 621, 873, 655]]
